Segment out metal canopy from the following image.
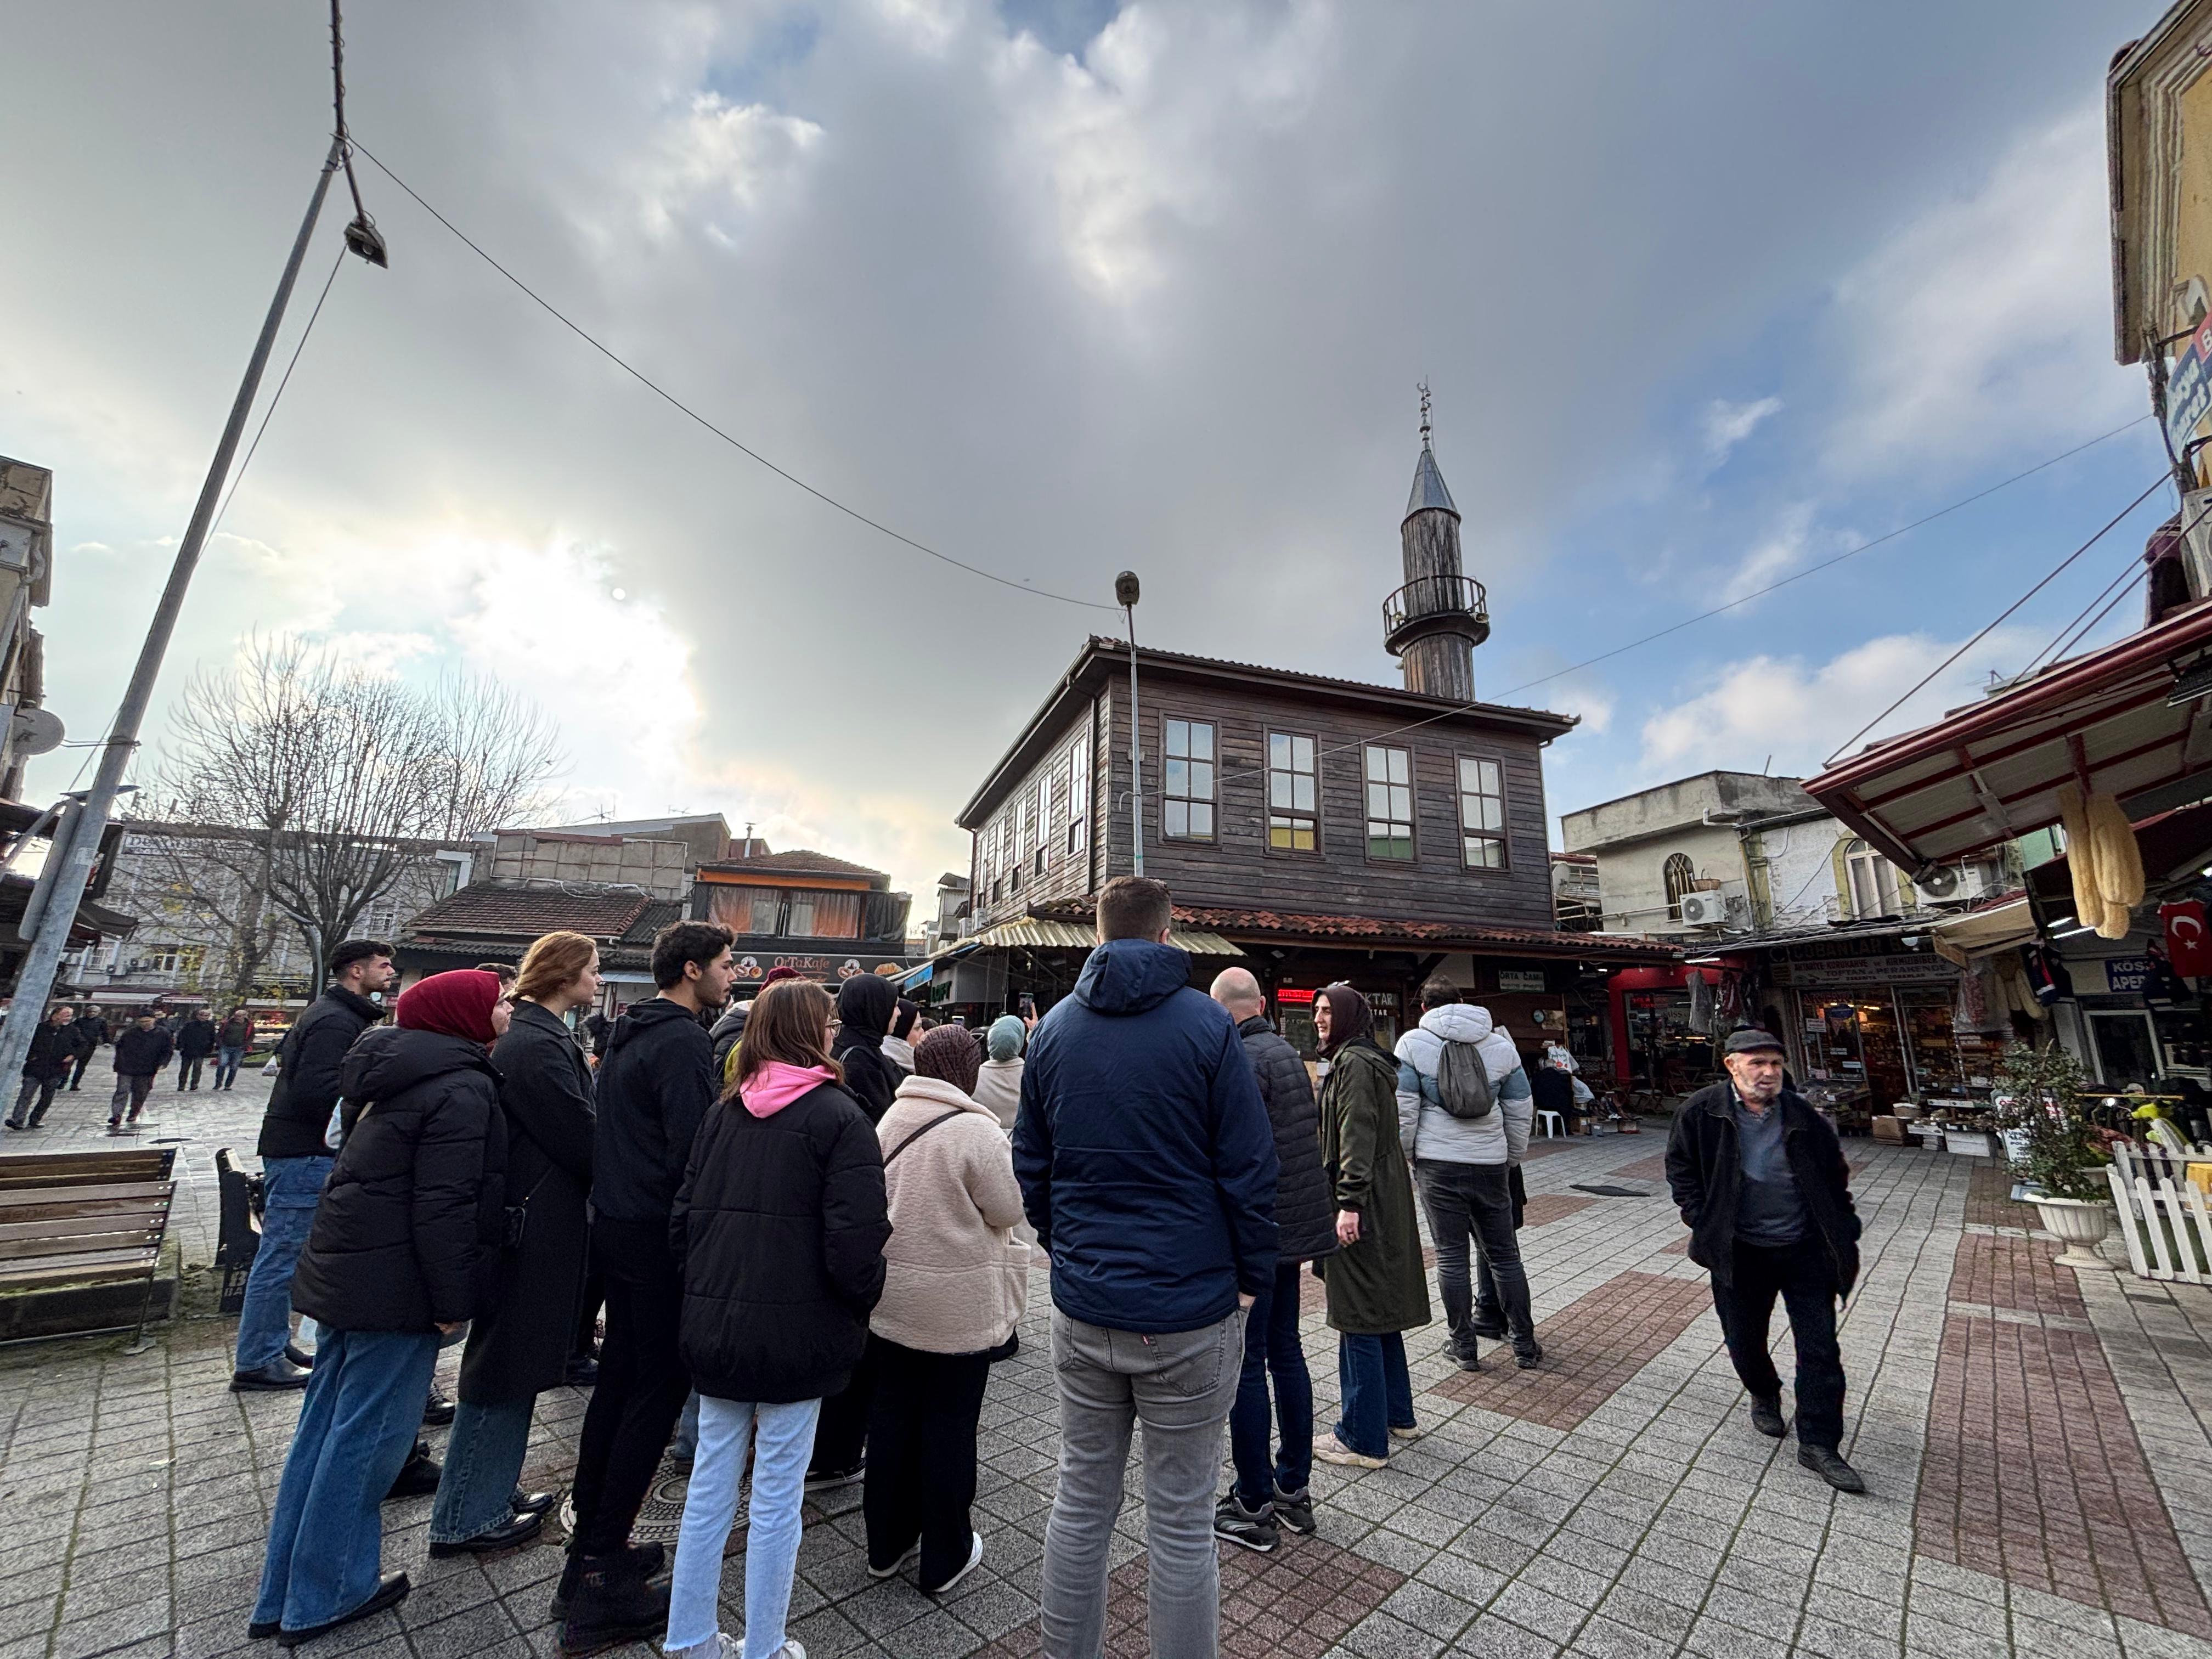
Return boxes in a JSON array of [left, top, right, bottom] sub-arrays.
[[1804, 600, 2212, 870]]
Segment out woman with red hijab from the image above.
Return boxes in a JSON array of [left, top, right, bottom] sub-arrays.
[[251, 970, 511, 1648]]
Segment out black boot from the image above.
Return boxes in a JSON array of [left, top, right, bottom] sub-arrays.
[[557, 1552, 670, 1657], [550, 1543, 663, 1618]]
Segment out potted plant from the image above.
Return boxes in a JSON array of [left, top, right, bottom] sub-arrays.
[[1992, 1042, 2116, 1269]]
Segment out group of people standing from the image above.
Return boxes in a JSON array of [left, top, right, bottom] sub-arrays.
[[3, 1000, 255, 1132]]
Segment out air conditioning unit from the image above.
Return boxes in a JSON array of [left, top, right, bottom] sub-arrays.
[[1678, 891, 1728, 928]]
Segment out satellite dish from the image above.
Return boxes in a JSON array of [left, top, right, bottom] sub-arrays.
[[1915, 863, 1961, 900], [10, 707, 63, 757]]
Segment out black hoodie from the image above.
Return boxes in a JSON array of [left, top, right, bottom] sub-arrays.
[[831, 973, 900, 1124], [591, 995, 718, 1227], [289, 1026, 506, 1331]]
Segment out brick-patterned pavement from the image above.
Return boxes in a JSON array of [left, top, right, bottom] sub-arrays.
[[6, 1122, 2212, 1658]]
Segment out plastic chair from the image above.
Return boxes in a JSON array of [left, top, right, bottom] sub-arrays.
[[1537, 1109, 1564, 1139]]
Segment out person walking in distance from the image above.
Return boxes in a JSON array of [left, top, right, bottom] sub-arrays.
[[1314, 984, 1431, 1468], [67, 1004, 107, 1091], [231, 939, 396, 1391], [1666, 1028, 1867, 1493], [430, 932, 603, 1558], [662, 978, 891, 1659], [248, 970, 509, 1647], [6, 1004, 81, 1131], [106, 1013, 173, 1136], [970, 1014, 1028, 1132], [1013, 876, 1278, 1659], [177, 1007, 218, 1091], [1206, 968, 1335, 1552], [556, 921, 735, 1654], [215, 1006, 253, 1091], [865, 1023, 1028, 1592], [1393, 978, 1539, 1372]]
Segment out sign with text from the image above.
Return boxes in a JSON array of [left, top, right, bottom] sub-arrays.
[[1496, 969, 1548, 993], [1776, 954, 1957, 989], [2104, 955, 2155, 994], [2171, 313, 2212, 455]]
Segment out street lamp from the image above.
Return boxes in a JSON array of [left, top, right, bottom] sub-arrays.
[[1116, 571, 1142, 878]]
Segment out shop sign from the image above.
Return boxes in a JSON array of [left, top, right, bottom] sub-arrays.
[[2104, 955, 2155, 994], [731, 953, 893, 983], [1277, 987, 1316, 1005], [1497, 969, 1548, 993], [1778, 955, 1957, 989], [2170, 312, 2212, 453]]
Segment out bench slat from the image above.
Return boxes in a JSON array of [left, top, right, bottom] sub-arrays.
[[0, 1181, 177, 1209], [0, 1248, 159, 1282], [0, 1227, 163, 1259], [0, 1212, 171, 1243], [0, 1152, 174, 1184], [0, 1197, 173, 1227]]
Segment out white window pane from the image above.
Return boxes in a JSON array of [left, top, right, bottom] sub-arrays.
[[1190, 761, 1213, 797], [1368, 782, 1390, 817], [1480, 760, 1500, 792], [1269, 733, 1290, 768], [1389, 749, 1410, 785], [1192, 803, 1213, 838], [1366, 747, 1386, 781], [1166, 801, 1189, 838], [1271, 775, 1293, 810], [1192, 723, 1214, 760], [1294, 776, 1314, 811], [1390, 785, 1413, 819]]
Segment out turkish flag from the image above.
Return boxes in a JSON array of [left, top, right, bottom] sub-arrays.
[[2164, 900, 2212, 978]]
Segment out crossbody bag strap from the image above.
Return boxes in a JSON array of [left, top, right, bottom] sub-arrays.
[[884, 1108, 966, 1167]]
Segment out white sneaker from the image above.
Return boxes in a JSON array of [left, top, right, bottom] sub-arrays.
[[665, 1633, 739, 1659], [1313, 1432, 1386, 1470], [868, 1541, 919, 1580], [923, 1531, 984, 1594]]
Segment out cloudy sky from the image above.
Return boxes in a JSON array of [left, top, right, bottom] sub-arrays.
[[0, 0, 2176, 902]]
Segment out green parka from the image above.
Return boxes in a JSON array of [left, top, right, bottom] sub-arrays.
[[1316, 1039, 1431, 1336]]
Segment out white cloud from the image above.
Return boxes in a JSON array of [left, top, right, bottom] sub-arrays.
[[1700, 395, 1781, 465], [1637, 626, 2038, 778], [1720, 501, 1816, 605], [631, 93, 825, 241]]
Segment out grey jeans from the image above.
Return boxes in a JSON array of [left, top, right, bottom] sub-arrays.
[[1041, 1306, 1245, 1659]]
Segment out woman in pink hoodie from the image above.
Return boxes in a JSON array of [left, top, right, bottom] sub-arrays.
[[664, 979, 891, 1659]]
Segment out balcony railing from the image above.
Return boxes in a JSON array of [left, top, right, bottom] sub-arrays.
[[1383, 573, 1489, 655]]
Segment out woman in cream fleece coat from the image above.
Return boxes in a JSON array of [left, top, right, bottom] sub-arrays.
[[862, 1025, 1030, 1594]]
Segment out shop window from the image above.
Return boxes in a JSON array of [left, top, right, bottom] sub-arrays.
[[1663, 853, 1697, 919], [1066, 734, 1090, 855], [1164, 718, 1216, 841], [1267, 731, 1318, 852], [1457, 755, 1507, 869], [1364, 744, 1414, 861]]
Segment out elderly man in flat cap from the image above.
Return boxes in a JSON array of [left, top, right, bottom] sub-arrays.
[[1665, 1026, 1866, 1493]]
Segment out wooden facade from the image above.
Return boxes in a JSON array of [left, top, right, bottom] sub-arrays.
[[958, 639, 1572, 934]]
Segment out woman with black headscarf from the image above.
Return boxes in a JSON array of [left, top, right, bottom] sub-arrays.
[[833, 972, 901, 1125], [1312, 983, 1430, 1469]]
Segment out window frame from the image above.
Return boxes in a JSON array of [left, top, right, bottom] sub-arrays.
[[1160, 713, 1218, 844], [1037, 766, 1054, 873], [1264, 728, 1322, 857], [1663, 853, 1698, 921], [1066, 733, 1090, 855], [1454, 752, 1510, 872], [1362, 743, 1418, 864]]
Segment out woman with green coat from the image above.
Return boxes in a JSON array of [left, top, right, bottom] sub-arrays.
[[1313, 984, 1431, 1468]]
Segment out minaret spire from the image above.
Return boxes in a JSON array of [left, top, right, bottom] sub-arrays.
[[1384, 385, 1488, 700]]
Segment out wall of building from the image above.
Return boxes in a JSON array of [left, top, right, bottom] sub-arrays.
[[1588, 822, 1748, 936], [489, 831, 689, 898]]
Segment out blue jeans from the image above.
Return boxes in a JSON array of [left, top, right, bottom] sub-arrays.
[[235, 1155, 332, 1372], [215, 1046, 245, 1088], [1333, 1332, 1414, 1460], [665, 1395, 821, 1658], [252, 1327, 439, 1633], [1228, 1261, 1312, 1508], [670, 1390, 701, 1462], [430, 1397, 536, 1544]]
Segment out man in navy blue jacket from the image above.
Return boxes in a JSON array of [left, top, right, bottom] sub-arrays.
[[1014, 876, 1277, 1659]]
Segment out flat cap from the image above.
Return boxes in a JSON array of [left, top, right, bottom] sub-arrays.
[[1724, 1027, 1786, 1056]]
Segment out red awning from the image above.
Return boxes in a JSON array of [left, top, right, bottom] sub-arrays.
[[1803, 600, 2212, 869]]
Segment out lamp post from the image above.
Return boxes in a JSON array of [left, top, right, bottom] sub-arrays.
[[1116, 571, 1143, 878]]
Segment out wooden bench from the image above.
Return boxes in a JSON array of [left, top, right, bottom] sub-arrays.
[[0, 1148, 177, 1345]]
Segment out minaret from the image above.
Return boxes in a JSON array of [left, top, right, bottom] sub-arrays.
[[1384, 386, 1488, 701]]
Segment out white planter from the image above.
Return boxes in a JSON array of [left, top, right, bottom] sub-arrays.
[[2031, 1194, 2117, 1269]]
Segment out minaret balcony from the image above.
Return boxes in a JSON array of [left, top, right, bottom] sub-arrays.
[[1383, 574, 1489, 657]]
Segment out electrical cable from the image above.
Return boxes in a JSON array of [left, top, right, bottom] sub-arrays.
[[1821, 472, 2170, 764], [2016, 492, 2212, 680], [208, 245, 349, 545], [348, 139, 1116, 612]]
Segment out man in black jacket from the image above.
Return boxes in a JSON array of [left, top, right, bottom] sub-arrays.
[[1665, 1028, 1866, 1493], [176, 1009, 218, 1090], [6, 1005, 82, 1130], [67, 1005, 106, 1090], [230, 939, 394, 1391], [1209, 967, 1334, 1554], [559, 921, 734, 1651], [107, 1014, 173, 1132]]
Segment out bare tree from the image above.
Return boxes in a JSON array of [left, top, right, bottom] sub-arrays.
[[149, 636, 563, 988]]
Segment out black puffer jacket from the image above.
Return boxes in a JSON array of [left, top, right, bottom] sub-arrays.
[[176, 1017, 217, 1059], [832, 975, 900, 1125], [290, 1027, 506, 1332], [22, 1019, 86, 1081], [592, 997, 716, 1225], [670, 1080, 889, 1403], [1664, 1083, 1861, 1298], [259, 985, 385, 1158], [114, 1025, 173, 1076], [1236, 1015, 1335, 1265]]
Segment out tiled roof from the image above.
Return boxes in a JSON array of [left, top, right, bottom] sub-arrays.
[[619, 899, 687, 944], [1027, 897, 1677, 960], [706, 849, 888, 881], [404, 879, 654, 942]]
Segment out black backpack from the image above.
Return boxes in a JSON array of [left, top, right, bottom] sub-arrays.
[[1435, 1039, 1497, 1121]]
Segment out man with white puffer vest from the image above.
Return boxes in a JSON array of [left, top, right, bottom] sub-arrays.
[[1392, 978, 1539, 1372]]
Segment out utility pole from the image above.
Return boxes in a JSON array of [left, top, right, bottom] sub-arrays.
[[1116, 572, 1143, 877]]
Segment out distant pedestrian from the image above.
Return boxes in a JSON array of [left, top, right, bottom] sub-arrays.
[[1666, 1028, 1867, 1493], [67, 1005, 106, 1090], [664, 977, 890, 1659], [249, 969, 508, 1647], [177, 1009, 217, 1090], [1393, 978, 1539, 1372], [1207, 968, 1335, 1552], [215, 1007, 253, 1090], [231, 939, 396, 1392], [1014, 876, 1277, 1659], [5, 1004, 81, 1130], [106, 1014, 173, 1135], [881, 998, 921, 1074], [865, 1023, 1027, 1592], [970, 1014, 1027, 1131], [558, 921, 735, 1654], [1314, 983, 1430, 1469], [430, 932, 602, 1558]]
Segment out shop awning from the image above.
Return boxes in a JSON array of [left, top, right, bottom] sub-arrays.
[[963, 916, 1242, 956], [1804, 599, 2212, 870], [1929, 897, 2036, 965]]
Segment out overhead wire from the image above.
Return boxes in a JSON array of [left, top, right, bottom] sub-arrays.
[[347, 138, 1116, 613], [2016, 492, 2212, 680]]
